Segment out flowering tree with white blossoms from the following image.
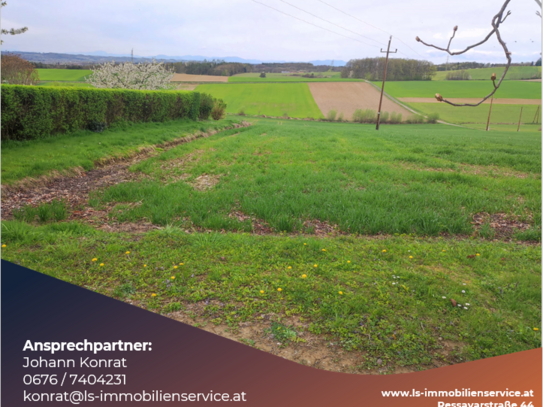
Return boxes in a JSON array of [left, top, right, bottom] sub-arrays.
[[86, 60, 174, 90]]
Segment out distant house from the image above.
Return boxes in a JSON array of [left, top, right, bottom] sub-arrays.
[[281, 71, 290, 74]]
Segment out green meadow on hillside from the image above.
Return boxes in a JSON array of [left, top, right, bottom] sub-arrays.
[[375, 80, 542, 99], [433, 66, 542, 81], [407, 103, 542, 126], [2, 117, 540, 372], [196, 83, 323, 118]]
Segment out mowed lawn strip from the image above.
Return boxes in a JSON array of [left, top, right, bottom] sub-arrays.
[[37, 68, 93, 82], [407, 103, 542, 125], [374, 80, 542, 99], [89, 119, 540, 238], [1, 118, 243, 184], [1, 224, 540, 371], [195, 83, 324, 118]]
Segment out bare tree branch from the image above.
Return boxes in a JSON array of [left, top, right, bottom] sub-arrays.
[[536, 0, 542, 18], [416, 0, 512, 107]]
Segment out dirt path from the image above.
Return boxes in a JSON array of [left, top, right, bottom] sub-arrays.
[[170, 74, 229, 83], [308, 82, 413, 121], [399, 98, 541, 105]]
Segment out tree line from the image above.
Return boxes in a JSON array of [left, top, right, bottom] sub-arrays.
[[165, 60, 251, 76], [341, 58, 436, 81]]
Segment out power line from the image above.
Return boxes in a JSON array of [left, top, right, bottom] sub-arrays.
[[317, 0, 425, 59], [251, 0, 381, 49], [279, 0, 386, 47]]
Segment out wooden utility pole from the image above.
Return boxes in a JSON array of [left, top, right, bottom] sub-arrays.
[[533, 105, 540, 124], [517, 106, 523, 132], [376, 36, 397, 130], [486, 96, 494, 131]]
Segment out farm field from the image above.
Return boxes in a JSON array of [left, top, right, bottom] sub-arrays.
[[374, 80, 542, 99], [37, 68, 93, 81], [171, 73, 229, 83], [229, 72, 361, 82], [433, 66, 542, 81], [407, 103, 542, 126], [1, 117, 540, 373], [196, 83, 323, 118], [308, 82, 412, 121]]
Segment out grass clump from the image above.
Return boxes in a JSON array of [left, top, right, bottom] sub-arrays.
[[427, 113, 440, 124], [352, 109, 376, 123]]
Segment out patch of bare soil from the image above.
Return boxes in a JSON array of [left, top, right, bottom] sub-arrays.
[[308, 82, 413, 121], [191, 174, 222, 191], [228, 210, 274, 234], [472, 212, 532, 238], [165, 305, 395, 374], [399, 97, 541, 105]]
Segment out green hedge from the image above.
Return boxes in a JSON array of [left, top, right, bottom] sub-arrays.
[[1, 85, 211, 140]]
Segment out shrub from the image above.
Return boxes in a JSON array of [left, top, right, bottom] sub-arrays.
[[238, 108, 246, 116], [390, 112, 403, 124], [1, 85, 208, 140], [426, 113, 440, 124], [326, 109, 337, 121], [211, 98, 227, 120], [1, 54, 39, 85], [282, 112, 289, 119], [446, 70, 471, 80], [338, 112, 344, 122], [199, 93, 214, 120], [260, 72, 266, 78], [352, 109, 377, 123], [380, 111, 389, 123], [407, 115, 424, 124]]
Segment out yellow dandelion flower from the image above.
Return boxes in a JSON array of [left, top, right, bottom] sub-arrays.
[[260, 290, 264, 294], [277, 288, 282, 292], [322, 249, 326, 252], [1, 244, 6, 248], [125, 251, 130, 255], [442, 250, 446, 252], [409, 256, 413, 259], [174, 266, 178, 269], [476, 253, 480, 256], [151, 293, 157, 297], [304, 243, 307, 246], [179, 263, 184, 265], [99, 263, 104, 267], [347, 260, 350, 263], [171, 276, 175, 280], [314, 264, 318, 268], [92, 258, 97, 262], [288, 266, 292, 269], [144, 264, 147, 267], [339, 291, 343, 295], [534, 328, 539, 331], [382, 250, 387, 253], [302, 274, 307, 279]]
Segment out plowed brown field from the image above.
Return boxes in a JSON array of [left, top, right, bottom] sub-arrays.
[[171, 74, 229, 83], [308, 82, 412, 121], [399, 97, 541, 105]]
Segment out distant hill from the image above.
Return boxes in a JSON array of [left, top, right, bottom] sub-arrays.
[[1, 50, 347, 66]]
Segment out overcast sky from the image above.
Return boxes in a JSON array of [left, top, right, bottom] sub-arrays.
[[1, 0, 541, 64]]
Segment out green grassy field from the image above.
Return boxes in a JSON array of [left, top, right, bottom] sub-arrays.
[[38, 81, 94, 88], [375, 80, 542, 99], [433, 66, 542, 81], [196, 83, 323, 118], [73, 120, 541, 237], [1, 117, 540, 372], [37, 68, 93, 82], [1, 118, 241, 184], [408, 103, 542, 125], [229, 72, 361, 83]]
